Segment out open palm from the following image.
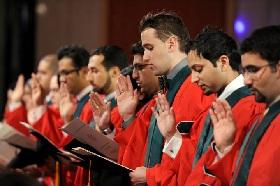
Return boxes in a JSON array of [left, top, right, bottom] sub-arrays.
[[9, 74, 25, 103], [153, 93, 176, 139], [116, 75, 139, 120], [59, 83, 75, 122], [89, 92, 111, 130], [210, 99, 236, 152]]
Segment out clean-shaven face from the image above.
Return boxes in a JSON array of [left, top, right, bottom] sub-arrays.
[[141, 28, 170, 76]]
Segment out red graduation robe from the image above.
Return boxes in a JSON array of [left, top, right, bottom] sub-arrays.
[[58, 101, 93, 148], [114, 98, 156, 170], [183, 96, 265, 186], [73, 105, 122, 186], [31, 106, 65, 146], [145, 76, 215, 186], [4, 104, 30, 136]]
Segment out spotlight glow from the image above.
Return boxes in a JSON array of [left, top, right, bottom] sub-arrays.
[[234, 20, 245, 34]]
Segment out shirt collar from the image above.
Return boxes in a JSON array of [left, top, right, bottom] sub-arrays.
[[104, 91, 116, 103], [219, 74, 245, 99], [76, 85, 93, 101], [167, 58, 188, 80]]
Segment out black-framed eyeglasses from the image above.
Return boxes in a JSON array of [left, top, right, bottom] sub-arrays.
[[240, 64, 273, 74], [132, 63, 153, 71], [58, 68, 79, 76]]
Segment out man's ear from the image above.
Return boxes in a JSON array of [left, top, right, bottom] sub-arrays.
[[218, 55, 230, 72], [167, 36, 177, 52], [108, 66, 121, 78]]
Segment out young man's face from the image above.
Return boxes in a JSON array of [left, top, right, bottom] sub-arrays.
[[37, 59, 54, 92], [241, 53, 278, 103], [87, 54, 111, 94], [58, 57, 81, 95], [141, 28, 170, 76], [49, 75, 60, 107], [187, 50, 224, 95], [132, 54, 159, 98]]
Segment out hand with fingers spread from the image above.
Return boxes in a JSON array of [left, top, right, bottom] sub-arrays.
[[210, 99, 236, 152], [152, 93, 176, 141], [129, 166, 147, 185], [8, 74, 25, 103], [31, 73, 45, 106], [116, 75, 139, 120], [59, 82, 76, 122], [89, 92, 111, 130]]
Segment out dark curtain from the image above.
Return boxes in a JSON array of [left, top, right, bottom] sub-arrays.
[[0, 0, 36, 119]]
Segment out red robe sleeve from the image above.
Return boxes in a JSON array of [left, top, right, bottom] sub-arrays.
[[185, 97, 265, 186], [146, 77, 215, 186], [59, 102, 93, 148], [114, 99, 156, 170], [4, 104, 29, 136], [31, 106, 64, 147]]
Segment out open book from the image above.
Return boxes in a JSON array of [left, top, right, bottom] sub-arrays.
[[0, 123, 36, 150], [61, 118, 118, 161], [72, 147, 133, 173], [20, 122, 83, 163]]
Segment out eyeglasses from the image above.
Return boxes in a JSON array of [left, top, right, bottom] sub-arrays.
[[133, 63, 153, 71], [240, 64, 271, 77], [58, 68, 79, 76]]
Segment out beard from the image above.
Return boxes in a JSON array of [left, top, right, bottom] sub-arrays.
[[201, 86, 213, 96], [254, 91, 266, 103], [93, 76, 112, 95], [250, 88, 266, 103]]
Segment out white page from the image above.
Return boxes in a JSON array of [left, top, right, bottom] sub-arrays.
[[62, 118, 118, 161], [0, 123, 36, 150]]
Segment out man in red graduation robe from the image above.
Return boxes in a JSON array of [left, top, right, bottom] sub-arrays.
[[4, 75, 30, 136], [5, 54, 59, 137], [73, 45, 129, 186], [147, 28, 265, 186], [129, 11, 214, 185], [112, 41, 159, 170], [185, 25, 280, 186]]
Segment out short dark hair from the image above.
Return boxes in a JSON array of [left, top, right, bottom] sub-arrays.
[[131, 41, 144, 56], [241, 25, 280, 66], [139, 10, 190, 52], [191, 27, 240, 71], [57, 45, 90, 69], [90, 45, 128, 70]]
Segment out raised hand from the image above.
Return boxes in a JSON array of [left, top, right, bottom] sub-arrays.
[[31, 73, 45, 106], [210, 99, 236, 152], [89, 92, 111, 130], [59, 82, 76, 122], [116, 75, 139, 120], [8, 74, 25, 103], [152, 93, 176, 141]]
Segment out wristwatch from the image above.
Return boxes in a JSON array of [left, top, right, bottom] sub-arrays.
[[103, 124, 114, 135]]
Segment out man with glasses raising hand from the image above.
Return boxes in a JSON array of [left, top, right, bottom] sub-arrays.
[[57, 45, 93, 125], [186, 25, 280, 186]]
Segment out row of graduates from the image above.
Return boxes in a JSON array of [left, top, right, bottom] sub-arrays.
[[3, 10, 280, 186]]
